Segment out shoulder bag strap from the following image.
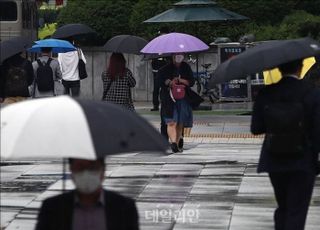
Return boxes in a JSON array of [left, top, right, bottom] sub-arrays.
[[102, 74, 114, 100], [46, 58, 52, 66], [77, 48, 82, 60]]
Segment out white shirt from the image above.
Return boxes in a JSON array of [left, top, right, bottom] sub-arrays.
[[58, 49, 86, 81]]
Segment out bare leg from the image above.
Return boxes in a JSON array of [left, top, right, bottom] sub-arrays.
[[167, 122, 177, 143], [176, 124, 184, 143]]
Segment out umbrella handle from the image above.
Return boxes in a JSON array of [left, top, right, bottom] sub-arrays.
[[62, 158, 67, 192]]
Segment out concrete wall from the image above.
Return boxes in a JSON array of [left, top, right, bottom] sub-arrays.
[[79, 47, 219, 101]]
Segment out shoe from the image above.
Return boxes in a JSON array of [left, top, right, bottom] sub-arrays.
[[150, 108, 159, 111], [171, 143, 179, 153], [178, 138, 184, 149]]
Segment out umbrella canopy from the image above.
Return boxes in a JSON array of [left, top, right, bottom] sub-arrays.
[[141, 32, 209, 54], [28, 38, 76, 53], [103, 35, 148, 55], [0, 36, 33, 64], [1, 96, 168, 160], [209, 37, 320, 85], [144, 0, 248, 23], [263, 57, 316, 85], [51, 23, 96, 39]]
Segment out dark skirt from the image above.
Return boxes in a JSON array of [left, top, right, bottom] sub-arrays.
[[164, 99, 193, 127]]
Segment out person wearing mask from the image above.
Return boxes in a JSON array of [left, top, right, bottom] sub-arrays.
[[0, 53, 34, 104], [101, 53, 136, 111], [58, 39, 86, 97], [36, 158, 139, 230], [158, 53, 195, 153], [32, 47, 62, 98], [251, 59, 320, 230]]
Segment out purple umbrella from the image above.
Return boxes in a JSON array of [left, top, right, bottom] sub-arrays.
[[141, 32, 209, 54]]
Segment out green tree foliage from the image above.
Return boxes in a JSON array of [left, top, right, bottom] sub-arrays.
[[250, 11, 320, 41], [129, 0, 175, 40], [57, 0, 136, 44], [56, 0, 320, 44], [217, 0, 296, 25]]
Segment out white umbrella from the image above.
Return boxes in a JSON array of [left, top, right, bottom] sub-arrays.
[[1, 96, 168, 160]]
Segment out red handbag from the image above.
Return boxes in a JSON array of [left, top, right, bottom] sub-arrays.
[[171, 83, 186, 100]]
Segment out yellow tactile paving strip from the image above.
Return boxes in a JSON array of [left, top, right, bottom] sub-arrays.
[[184, 133, 264, 138]]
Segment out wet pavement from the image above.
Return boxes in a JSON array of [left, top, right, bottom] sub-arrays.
[[1, 102, 319, 229]]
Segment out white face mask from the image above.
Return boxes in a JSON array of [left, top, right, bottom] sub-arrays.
[[72, 170, 102, 194], [174, 54, 184, 63]]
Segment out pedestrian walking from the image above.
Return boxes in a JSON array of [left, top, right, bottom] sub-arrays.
[[32, 47, 62, 98], [152, 57, 169, 140], [101, 53, 136, 111], [0, 53, 34, 104], [158, 53, 195, 153], [58, 39, 86, 97], [151, 57, 168, 111], [36, 158, 139, 230], [150, 27, 169, 111], [251, 59, 320, 230]]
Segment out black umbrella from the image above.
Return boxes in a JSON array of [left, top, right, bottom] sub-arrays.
[[51, 23, 96, 39], [1, 96, 168, 160], [0, 36, 33, 64], [103, 35, 148, 55], [144, 0, 249, 23], [209, 37, 320, 85]]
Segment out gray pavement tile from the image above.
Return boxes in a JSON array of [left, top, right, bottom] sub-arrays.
[[229, 205, 274, 230], [103, 178, 151, 199], [200, 165, 246, 176], [0, 192, 39, 208], [155, 164, 203, 177], [138, 177, 196, 203], [189, 177, 240, 203], [0, 165, 36, 182], [0, 208, 21, 229], [109, 165, 162, 178], [238, 176, 274, 195], [173, 201, 232, 230], [22, 163, 63, 175], [4, 218, 36, 230], [305, 206, 320, 230]]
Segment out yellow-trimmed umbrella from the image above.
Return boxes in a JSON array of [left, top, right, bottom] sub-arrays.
[[263, 57, 316, 85]]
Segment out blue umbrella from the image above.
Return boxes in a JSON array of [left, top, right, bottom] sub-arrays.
[[28, 39, 76, 53]]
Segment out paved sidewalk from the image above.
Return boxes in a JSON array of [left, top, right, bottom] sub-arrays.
[[1, 102, 319, 230]]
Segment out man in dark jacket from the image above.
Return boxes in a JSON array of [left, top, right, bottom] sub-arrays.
[[36, 158, 139, 230], [0, 53, 34, 104], [151, 57, 167, 111], [251, 59, 320, 230]]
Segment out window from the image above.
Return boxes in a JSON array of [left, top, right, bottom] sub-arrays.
[[0, 1, 18, 21]]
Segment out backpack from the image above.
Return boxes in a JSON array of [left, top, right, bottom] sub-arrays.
[[263, 89, 310, 159], [36, 58, 54, 92], [4, 61, 29, 96]]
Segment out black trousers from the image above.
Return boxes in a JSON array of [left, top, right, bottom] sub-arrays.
[[152, 74, 160, 109], [160, 106, 168, 140], [62, 80, 80, 97], [269, 171, 316, 230]]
